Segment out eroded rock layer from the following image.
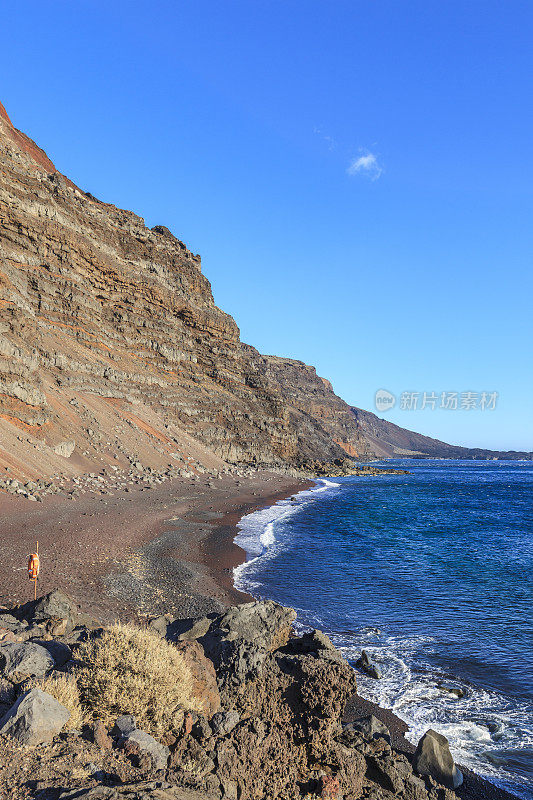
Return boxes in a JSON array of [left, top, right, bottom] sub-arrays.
[[2, 103, 527, 481], [0, 103, 376, 479]]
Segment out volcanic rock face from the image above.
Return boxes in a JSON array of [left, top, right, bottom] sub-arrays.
[[0, 103, 375, 479], [1, 102, 526, 480]]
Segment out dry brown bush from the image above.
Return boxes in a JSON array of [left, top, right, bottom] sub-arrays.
[[40, 673, 89, 730], [76, 623, 196, 736]]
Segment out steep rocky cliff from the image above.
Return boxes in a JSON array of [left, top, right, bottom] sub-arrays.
[[0, 102, 375, 479], [0, 102, 527, 481]]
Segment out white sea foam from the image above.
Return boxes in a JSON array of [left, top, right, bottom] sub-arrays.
[[331, 631, 533, 796], [232, 478, 340, 593], [231, 470, 533, 797]]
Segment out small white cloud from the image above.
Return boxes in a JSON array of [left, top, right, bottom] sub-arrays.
[[347, 152, 383, 180]]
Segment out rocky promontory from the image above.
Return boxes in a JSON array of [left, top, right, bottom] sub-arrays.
[[0, 589, 491, 800]]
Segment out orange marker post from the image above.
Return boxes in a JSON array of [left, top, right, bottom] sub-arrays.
[[28, 541, 40, 601]]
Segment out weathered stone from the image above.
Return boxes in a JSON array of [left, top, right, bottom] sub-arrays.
[[355, 649, 381, 679], [413, 729, 463, 789], [0, 641, 55, 680], [405, 773, 429, 800], [318, 774, 341, 799], [112, 714, 137, 737], [220, 778, 238, 800], [147, 614, 173, 638], [210, 710, 240, 736], [205, 601, 295, 652], [59, 784, 220, 799], [175, 640, 220, 717], [17, 590, 78, 634], [53, 440, 75, 457], [177, 738, 216, 779], [93, 719, 113, 750], [206, 645, 360, 800], [191, 715, 212, 742], [17, 624, 46, 642], [0, 613, 23, 631], [0, 687, 70, 744], [168, 615, 213, 642], [437, 682, 466, 699], [284, 628, 346, 664], [352, 714, 390, 741], [366, 755, 406, 794], [32, 639, 72, 667], [122, 728, 170, 771], [200, 601, 296, 707]]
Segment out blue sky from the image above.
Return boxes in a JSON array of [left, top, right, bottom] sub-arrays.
[[1, 1, 531, 450]]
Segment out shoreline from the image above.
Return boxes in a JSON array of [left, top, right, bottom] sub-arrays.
[[200, 479, 314, 605], [0, 469, 525, 800], [219, 477, 526, 800], [0, 470, 310, 621]]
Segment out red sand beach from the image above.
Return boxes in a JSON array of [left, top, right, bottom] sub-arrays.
[[0, 471, 309, 621]]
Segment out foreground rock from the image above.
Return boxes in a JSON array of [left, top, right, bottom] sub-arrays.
[[0, 593, 469, 800], [196, 600, 296, 706], [0, 687, 70, 744], [15, 589, 80, 634], [413, 729, 464, 789], [161, 601, 465, 799], [175, 640, 221, 718], [0, 641, 55, 681], [59, 784, 219, 800], [122, 728, 170, 772]]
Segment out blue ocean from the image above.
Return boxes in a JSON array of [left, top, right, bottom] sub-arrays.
[[233, 460, 533, 799]]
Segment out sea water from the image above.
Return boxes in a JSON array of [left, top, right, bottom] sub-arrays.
[[233, 460, 533, 799]]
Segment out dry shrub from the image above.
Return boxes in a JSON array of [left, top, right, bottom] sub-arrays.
[[40, 672, 89, 730], [76, 623, 195, 736]]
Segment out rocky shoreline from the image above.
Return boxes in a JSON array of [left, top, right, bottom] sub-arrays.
[[0, 471, 523, 800], [0, 588, 521, 800]]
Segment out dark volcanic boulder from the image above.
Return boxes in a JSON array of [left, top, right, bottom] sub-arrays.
[[112, 715, 137, 738], [0, 613, 24, 631], [204, 648, 360, 798], [31, 639, 72, 668], [283, 627, 344, 661], [205, 601, 295, 652], [0, 641, 55, 681], [413, 729, 463, 789], [199, 601, 296, 705], [351, 713, 390, 742], [165, 601, 366, 799], [121, 728, 170, 771], [355, 649, 381, 679], [16, 590, 79, 635], [210, 710, 240, 736]]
